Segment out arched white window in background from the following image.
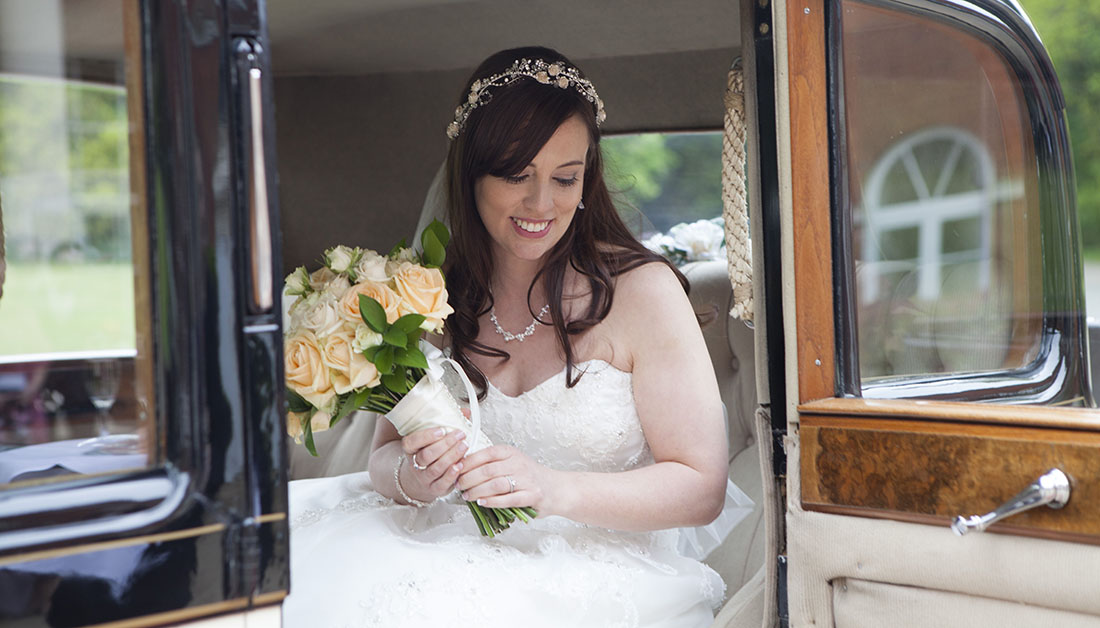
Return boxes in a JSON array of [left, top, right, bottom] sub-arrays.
[[858, 126, 1020, 304]]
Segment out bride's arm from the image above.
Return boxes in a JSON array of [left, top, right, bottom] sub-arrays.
[[458, 262, 729, 530]]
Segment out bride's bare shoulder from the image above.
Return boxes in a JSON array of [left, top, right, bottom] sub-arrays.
[[613, 260, 687, 305]]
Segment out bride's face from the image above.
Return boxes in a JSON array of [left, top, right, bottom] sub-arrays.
[[474, 114, 588, 267]]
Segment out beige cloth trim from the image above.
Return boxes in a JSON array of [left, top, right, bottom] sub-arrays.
[[833, 578, 1100, 628]]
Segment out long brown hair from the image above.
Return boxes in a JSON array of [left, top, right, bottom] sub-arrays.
[[444, 46, 689, 393]]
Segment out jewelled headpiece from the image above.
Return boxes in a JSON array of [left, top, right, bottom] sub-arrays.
[[446, 58, 606, 140]]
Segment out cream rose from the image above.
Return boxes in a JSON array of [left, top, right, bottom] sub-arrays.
[[338, 280, 403, 325], [321, 329, 381, 394], [321, 275, 351, 299], [393, 265, 454, 332], [309, 267, 337, 292], [352, 324, 384, 353], [355, 250, 390, 283], [297, 294, 345, 338], [284, 266, 310, 296], [285, 329, 336, 411], [325, 245, 359, 274]]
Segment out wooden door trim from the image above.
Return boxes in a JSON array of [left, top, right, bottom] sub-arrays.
[[800, 397, 1100, 431], [787, 0, 836, 404]]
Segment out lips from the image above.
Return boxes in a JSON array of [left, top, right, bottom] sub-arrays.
[[510, 217, 552, 237]]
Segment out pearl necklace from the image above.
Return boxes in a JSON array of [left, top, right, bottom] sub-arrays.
[[490, 304, 550, 342]]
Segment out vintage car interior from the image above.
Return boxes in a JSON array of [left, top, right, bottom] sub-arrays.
[[272, 0, 770, 620], [1, 0, 1100, 626]]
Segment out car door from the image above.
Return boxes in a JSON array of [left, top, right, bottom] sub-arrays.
[[749, 0, 1100, 625], [0, 0, 287, 625]]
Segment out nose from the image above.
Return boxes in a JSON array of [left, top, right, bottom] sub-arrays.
[[525, 179, 555, 214]]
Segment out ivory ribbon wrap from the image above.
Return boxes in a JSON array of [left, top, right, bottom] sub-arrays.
[[383, 343, 490, 455]]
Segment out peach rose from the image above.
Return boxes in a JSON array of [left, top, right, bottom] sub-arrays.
[[338, 280, 403, 325], [285, 329, 335, 411], [393, 265, 454, 333], [321, 328, 381, 394], [287, 409, 332, 443]]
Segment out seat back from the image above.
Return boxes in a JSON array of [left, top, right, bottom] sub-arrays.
[[681, 260, 765, 599]]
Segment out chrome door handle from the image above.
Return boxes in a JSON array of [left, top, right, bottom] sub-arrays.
[[951, 468, 1070, 536]]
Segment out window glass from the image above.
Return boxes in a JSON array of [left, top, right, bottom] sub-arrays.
[[0, 0, 152, 486], [840, 0, 1044, 386], [603, 131, 727, 265]]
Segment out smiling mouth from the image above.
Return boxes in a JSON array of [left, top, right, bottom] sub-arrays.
[[511, 217, 552, 233]]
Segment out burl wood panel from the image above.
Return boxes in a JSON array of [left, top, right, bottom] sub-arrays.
[[800, 415, 1100, 542], [786, 0, 836, 403]]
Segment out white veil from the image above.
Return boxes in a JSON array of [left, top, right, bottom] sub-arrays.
[[412, 162, 450, 245]]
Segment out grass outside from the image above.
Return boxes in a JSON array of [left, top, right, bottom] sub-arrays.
[[1083, 247, 1100, 263], [0, 262, 136, 356]]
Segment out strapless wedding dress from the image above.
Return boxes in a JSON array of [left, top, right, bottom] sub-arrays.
[[283, 360, 749, 627]]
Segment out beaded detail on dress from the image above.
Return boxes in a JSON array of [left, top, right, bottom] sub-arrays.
[[481, 360, 653, 473]]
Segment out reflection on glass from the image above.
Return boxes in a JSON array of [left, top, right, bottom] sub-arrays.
[[841, 0, 1044, 385], [0, 0, 150, 486]]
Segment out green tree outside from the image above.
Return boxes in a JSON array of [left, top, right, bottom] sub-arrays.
[[1021, 0, 1100, 257]]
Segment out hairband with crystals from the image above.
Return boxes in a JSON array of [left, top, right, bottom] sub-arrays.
[[446, 58, 606, 140]]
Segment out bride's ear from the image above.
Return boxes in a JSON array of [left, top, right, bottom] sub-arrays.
[[412, 162, 450, 246]]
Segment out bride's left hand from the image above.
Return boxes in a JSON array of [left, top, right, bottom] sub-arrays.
[[456, 445, 561, 515]]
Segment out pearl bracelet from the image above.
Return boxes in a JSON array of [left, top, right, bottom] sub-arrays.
[[394, 454, 431, 508]]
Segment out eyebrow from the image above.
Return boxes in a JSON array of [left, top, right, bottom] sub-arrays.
[[556, 160, 584, 168]]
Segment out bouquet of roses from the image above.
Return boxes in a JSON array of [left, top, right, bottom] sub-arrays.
[[282, 220, 535, 536]]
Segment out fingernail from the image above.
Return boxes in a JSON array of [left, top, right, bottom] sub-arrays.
[[434, 428, 446, 438], [458, 442, 468, 454], [453, 462, 462, 472], [456, 431, 466, 440], [461, 492, 469, 500], [476, 499, 485, 506]]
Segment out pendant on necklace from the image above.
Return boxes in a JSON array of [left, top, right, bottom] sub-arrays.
[[490, 304, 550, 342]]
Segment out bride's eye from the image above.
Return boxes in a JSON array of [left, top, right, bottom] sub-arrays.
[[504, 174, 528, 184], [555, 176, 578, 187]]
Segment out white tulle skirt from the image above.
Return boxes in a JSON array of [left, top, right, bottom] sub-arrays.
[[283, 471, 730, 628]]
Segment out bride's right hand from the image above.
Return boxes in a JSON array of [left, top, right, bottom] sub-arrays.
[[400, 428, 468, 499]]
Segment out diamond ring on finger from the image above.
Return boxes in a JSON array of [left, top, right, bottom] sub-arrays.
[[412, 453, 428, 471], [507, 475, 516, 493]]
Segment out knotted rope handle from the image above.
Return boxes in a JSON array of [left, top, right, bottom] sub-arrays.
[[723, 59, 753, 323]]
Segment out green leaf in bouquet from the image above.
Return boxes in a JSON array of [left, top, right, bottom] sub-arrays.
[[388, 239, 408, 258], [286, 388, 313, 414], [394, 346, 429, 370], [363, 345, 382, 362], [375, 345, 395, 374], [421, 228, 445, 268], [383, 327, 407, 348], [333, 392, 360, 424], [358, 295, 388, 333], [424, 219, 451, 249], [382, 365, 409, 394], [392, 313, 426, 335], [302, 412, 318, 457]]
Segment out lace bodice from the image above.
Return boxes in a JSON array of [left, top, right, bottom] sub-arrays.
[[481, 360, 653, 473]]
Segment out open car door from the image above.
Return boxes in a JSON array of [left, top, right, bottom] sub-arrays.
[[756, 0, 1100, 625]]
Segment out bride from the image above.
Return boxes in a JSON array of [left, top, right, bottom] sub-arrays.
[[284, 46, 749, 627]]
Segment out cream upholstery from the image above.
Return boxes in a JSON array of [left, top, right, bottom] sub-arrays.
[[679, 260, 764, 600], [287, 259, 765, 603]]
